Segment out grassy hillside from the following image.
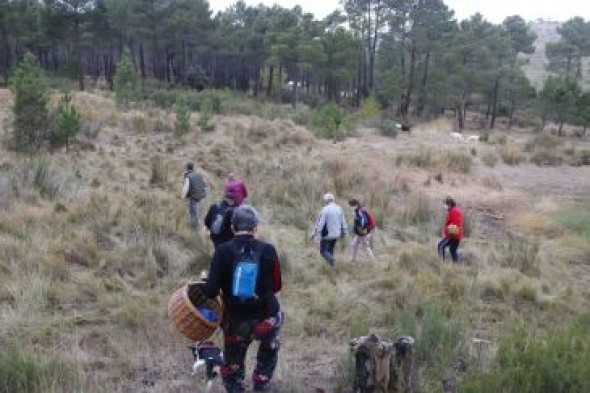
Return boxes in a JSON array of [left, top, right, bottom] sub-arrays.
[[522, 20, 590, 90], [1, 88, 590, 392]]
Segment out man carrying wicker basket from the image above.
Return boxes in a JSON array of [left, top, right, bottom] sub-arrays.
[[199, 205, 283, 392]]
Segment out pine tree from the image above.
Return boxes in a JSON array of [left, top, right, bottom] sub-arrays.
[[175, 96, 190, 136], [51, 92, 82, 151], [113, 48, 138, 107], [9, 53, 49, 154]]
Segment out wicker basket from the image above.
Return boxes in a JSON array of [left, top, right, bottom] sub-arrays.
[[168, 282, 223, 342]]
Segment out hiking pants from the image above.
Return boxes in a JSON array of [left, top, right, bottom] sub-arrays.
[[349, 233, 374, 262], [221, 313, 283, 392], [320, 238, 337, 266], [187, 198, 200, 229], [438, 237, 460, 262]]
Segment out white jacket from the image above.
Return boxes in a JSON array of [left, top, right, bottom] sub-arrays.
[[312, 202, 347, 240]]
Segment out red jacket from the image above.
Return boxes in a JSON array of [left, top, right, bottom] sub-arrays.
[[443, 206, 463, 240]]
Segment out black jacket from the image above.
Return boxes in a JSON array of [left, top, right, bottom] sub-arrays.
[[201, 234, 282, 319], [204, 200, 234, 246]]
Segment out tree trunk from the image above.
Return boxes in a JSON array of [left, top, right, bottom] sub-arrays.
[[253, 67, 259, 97], [181, 37, 187, 84], [508, 89, 517, 129], [542, 100, 548, 130], [559, 120, 564, 135], [489, 78, 499, 129], [368, 0, 380, 94], [74, 18, 84, 91], [139, 43, 146, 79], [417, 49, 430, 116], [278, 66, 283, 97], [457, 91, 466, 130], [267, 65, 274, 97], [401, 43, 416, 117], [291, 68, 298, 109], [0, 20, 11, 84]]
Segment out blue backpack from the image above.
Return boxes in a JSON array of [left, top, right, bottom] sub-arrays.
[[232, 246, 260, 300]]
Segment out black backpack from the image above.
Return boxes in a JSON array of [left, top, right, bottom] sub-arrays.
[[210, 202, 229, 235]]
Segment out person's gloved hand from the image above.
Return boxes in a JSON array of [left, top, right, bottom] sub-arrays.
[[254, 319, 273, 339]]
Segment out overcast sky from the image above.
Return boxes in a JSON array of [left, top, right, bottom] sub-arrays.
[[209, 0, 590, 23]]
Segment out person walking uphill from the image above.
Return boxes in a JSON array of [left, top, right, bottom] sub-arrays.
[[311, 193, 347, 266], [438, 196, 463, 263], [348, 199, 375, 263], [204, 193, 237, 249], [199, 206, 283, 392], [225, 173, 248, 206], [181, 162, 208, 230]]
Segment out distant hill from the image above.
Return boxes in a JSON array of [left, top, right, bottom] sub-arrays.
[[521, 19, 590, 91]]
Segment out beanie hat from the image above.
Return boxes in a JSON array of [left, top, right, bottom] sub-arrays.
[[231, 205, 260, 231]]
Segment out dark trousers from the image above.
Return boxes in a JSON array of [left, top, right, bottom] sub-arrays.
[[438, 237, 460, 262], [221, 314, 282, 392], [320, 238, 337, 266]]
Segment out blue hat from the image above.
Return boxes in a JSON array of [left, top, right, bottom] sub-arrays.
[[231, 205, 260, 231]]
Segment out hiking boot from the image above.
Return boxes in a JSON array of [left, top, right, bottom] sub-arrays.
[[253, 373, 272, 391], [253, 381, 272, 391]]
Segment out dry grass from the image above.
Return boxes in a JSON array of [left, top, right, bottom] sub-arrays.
[[1, 88, 590, 392]]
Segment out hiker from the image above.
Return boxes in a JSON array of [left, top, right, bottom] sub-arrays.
[[438, 196, 463, 263], [199, 205, 283, 392], [224, 173, 248, 206], [311, 193, 347, 266], [204, 193, 237, 249], [348, 199, 375, 263], [181, 162, 208, 229]]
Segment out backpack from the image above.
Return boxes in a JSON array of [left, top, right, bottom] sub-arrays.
[[355, 209, 376, 236], [366, 211, 376, 231], [232, 245, 260, 300], [210, 202, 229, 235]]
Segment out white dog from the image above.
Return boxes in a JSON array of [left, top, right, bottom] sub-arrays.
[[450, 132, 465, 141], [189, 342, 224, 392]]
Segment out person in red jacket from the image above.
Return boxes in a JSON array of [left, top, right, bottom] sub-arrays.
[[438, 196, 463, 263]]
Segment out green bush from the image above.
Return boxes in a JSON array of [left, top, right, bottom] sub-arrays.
[[391, 302, 470, 391], [555, 202, 590, 240], [499, 146, 523, 165], [530, 149, 563, 166], [378, 119, 399, 138], [174, 97, 190, 136], [524, 133, 563, 153], [569, 149, 590, 166], [149, 156, 167, 187], [9, 53, 49, 154], [197, 99, 214, 131], [0, 347, 79, 393], [479, 129, 490, 143], [446, 152, 473, 173], [481, 152, 498, 167], [50, 92, 82, 151], [502, 234, 540, 277], [310, 103, 355, 141], [360, 97, 381, 118], [114, 48, 139, 107], [462, 314, 590, 393]]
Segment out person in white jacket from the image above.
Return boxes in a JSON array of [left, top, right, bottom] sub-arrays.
[[311, 193, 347, 266]]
